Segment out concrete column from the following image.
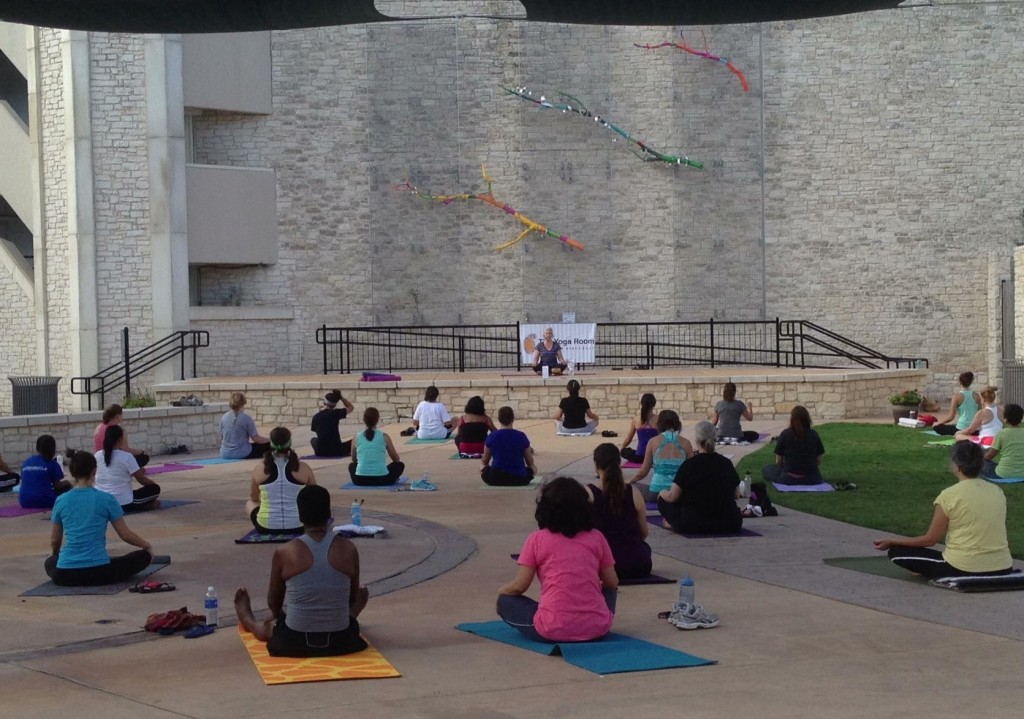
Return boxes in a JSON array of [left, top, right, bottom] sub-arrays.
[[145, 34, 189, 383], [27, 26, 49, 374], [988, 252, 1009, 388], [63, 30, 98, 409]]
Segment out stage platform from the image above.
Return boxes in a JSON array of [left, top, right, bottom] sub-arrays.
[[153, 366, 929, 428]]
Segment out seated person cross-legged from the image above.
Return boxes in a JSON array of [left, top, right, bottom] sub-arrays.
[[875, 441, 1014, 579], [984, 403, 1024, 479], [620, 393, 658, 463], [761, 405, 825, 486], [713, 382, 760, 444], [310, 390, 355, 458], [588, 444, 652, 580], [19, 434, 72, 509], [349, 408, 405, 486], [220, 392, 271, 460], [247, 427, 316, 535], [235, 485, 370, 658], [658, 421, 742, 535], [93, 403, 150, 468], [954, 385, 1001, 444], [453, 395, 496, 457], [532, 326, 568, 375], [481, 407, 536, 487], [933, 371, 982, 437], [0, 452, 20, 492], [554, 380, 599, 435], [497, 477, 618, 643], [95, 425, 161, 512], [413, 386, 453, 440], [629, 410, 694, 503], [45, 451, 153, 587]]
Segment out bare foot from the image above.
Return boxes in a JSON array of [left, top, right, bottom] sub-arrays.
[[235, 587, 273, 640], [662, 519, 672, 530]]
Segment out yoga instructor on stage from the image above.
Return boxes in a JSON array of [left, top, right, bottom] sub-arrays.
[[532, 327, 568, 375]]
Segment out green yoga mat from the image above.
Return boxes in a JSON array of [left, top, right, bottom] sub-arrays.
[[823, 556, 928, 584], [405, 437, 451, 445], [926, 438, 956, 447]]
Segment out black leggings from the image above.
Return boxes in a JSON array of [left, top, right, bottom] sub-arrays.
[[657, 496, 743, 535], [887, 546, 1013, 579], [267, 614, 367, 658], [481, 467, 534, 487], [246, 442, 272, 459], [311, 437, 352, 458], [619, 447, 642, 463], [121, 483, 161, 512], [44, 549, 153, 586], [349, 461, 405, 486]]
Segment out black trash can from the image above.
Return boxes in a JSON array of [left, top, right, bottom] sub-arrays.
[[8, 376, 62, 415]]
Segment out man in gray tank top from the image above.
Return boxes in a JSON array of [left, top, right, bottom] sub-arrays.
[[234, 485, 369, 657]]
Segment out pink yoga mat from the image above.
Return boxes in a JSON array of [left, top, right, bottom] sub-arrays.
[[622, 461, 643, 469]]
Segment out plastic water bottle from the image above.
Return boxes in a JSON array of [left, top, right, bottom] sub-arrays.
[[677, 576, 695, 607], [351, 500, 362, 527], [568, 361, 575, 377], [204, 586, 219, 627], [742, 471, 752, 498]]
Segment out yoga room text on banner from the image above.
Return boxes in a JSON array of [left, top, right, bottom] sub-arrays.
[[520, 323, 596, 364]]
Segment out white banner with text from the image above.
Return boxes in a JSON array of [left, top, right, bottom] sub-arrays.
[[520, 323, 596, 364]]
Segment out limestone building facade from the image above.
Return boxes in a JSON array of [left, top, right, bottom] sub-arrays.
[[0, 1, 1020, 413]]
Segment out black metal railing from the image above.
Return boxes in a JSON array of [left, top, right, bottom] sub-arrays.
[[70, 327, 210, 410], [316, 320, 927, 374]]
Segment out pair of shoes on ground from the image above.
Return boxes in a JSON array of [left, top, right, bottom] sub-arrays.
[[667, 602, 720, 630], [601, 430, 618, 438], [144, 606, 206, 634], [400, 427, 415, 437], [407, 478, 437, 491], [129, 580, 176, 594], [833, 480, 857, 491], [171, 394, 204, 407], [164, 444, 191, 455]]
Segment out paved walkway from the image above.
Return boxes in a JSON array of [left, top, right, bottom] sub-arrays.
[[1, 418, 1022, 718]]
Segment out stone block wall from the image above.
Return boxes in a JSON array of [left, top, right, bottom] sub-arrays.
[[0, 402, 228, 467]]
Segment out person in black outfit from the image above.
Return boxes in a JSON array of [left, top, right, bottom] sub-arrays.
[[761, 405, 825, 485], [658, 421, 742, 535], [554, 380, 599, 435], [310, 390, 355, 458]]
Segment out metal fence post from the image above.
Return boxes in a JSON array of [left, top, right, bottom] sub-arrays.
[[775, 317, 781, 367], [122, 327, 131, 398], [709, 318, 715, 368], [515, 321, 521, 371]]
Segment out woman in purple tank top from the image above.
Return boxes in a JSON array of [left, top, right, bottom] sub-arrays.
[[587, 444, 652, 579], [620, 393, 658, 463]]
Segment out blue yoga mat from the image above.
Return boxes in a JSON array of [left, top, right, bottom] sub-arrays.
[[341, 476, 408, 491], [772, 482, 834, 492], [984, 476, 1024, 484], [455, 621, 715, 674], [189, 457, 244, 466]]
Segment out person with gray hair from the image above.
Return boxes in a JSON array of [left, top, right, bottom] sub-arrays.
[[657, 421, 742, 535]]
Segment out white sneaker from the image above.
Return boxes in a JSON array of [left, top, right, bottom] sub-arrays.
[[668, 602, 720, 630]]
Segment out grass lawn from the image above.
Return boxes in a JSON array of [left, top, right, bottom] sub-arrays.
[[736, 423, 1024, 559]]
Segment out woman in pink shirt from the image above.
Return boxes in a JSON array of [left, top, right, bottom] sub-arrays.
[[497, 477, 619, 642]]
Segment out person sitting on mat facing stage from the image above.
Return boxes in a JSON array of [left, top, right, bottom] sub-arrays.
[[93, 403, 150, 468], [481, 406, 536, 487], [761, 405, 825, 486], [874, 441, 1013, 579], [629, 410, 694, 503], [497, 476, 618, 643], [453, 395, 496, 457], [349, 407, 405, 486], [247, 427, 317, 535], [619, 393, 658, 463], [658, 421, 742, 535], [713, 382, 759, 444], [45, 451, 153, 587], [933, 371, 982, 437], [588, 443, 652, 580], [954, 385, 1001, 444], [413, 386, 453, 440], [555, 379, 599, 435], [984, 403, 1024, 480], [310, 390, 355, 458], [19, 434, 72, 509], [0, 452, 20, 492], [234, 484, 370, 657], [95, 425, 161, 512], [220, 392, 271, 460], [532, 326, 568, 375]]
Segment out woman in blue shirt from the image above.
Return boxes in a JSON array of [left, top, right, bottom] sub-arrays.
[[45, 451, 153, 586], [20, 434, 72, 508]]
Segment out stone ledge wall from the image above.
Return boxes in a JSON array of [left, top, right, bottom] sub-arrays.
[[0, 403, 228, 467], [153, 371, 927, 429]]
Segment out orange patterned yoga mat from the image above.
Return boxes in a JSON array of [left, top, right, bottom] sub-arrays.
[[238, 626, 401, 685]]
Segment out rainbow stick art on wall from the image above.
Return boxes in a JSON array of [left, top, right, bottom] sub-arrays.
[[634, 31, 749, 92], [502, 86, 703, 169], [393, 165, 584, 252]]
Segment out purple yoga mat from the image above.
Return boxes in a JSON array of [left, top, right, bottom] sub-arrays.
[[622, 461, 643, 469], [361, 372, 402, 381], [145, 463, 203, 475], [646, 514, 761, 536], [772, 482, 834, 493], [0, 504, 47, 518]]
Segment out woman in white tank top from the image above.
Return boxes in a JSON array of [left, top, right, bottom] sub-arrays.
[[955, 386, 1002, 444]]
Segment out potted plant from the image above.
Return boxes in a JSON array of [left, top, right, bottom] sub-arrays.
[[889, 389, 922, 424]]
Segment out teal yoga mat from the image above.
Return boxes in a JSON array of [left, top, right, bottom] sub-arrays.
[[341, 476, 408, 490], [455, 621, 715, 674], [984, 476, 1024, 484], [190, 457, 244, 465], [406, 437, 451, 445]]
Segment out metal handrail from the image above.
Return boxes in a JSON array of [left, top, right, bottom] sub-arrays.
[[70, 327, 210, 410], [315, 320, 928, 375]]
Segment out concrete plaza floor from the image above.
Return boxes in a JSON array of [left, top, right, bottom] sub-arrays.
[[1, 418, 1022, 718]]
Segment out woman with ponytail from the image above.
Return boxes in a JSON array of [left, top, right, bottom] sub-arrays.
[[620, 393, 658, 463], [94, 425, 160, 512], [247, 427, 317, 534], [554, 380, 599, 435], [587, 443, 651, 579], [349, 408, 405, 486]]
